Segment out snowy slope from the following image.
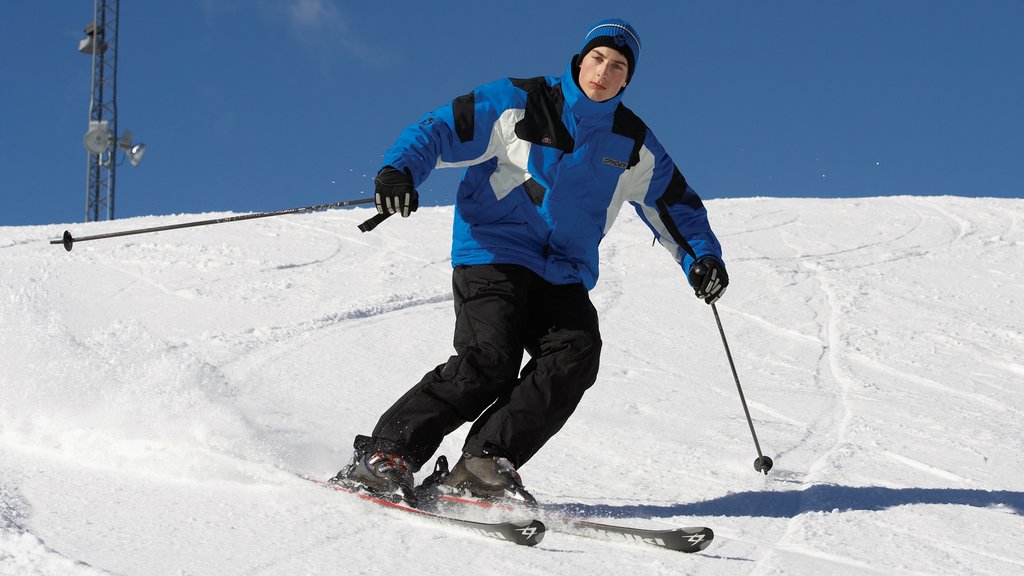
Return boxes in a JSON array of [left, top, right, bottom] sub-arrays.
[[1, 197, 1022, 575]]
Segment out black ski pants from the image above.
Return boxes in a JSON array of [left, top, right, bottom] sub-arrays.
[[361, 264, 602, 471]]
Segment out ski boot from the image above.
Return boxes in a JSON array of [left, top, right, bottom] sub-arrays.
[[330, 450, 416, 504], [439, 453, 537, 505]]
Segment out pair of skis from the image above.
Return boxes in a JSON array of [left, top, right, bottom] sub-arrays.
[[313, 478, 545, 546], [312, 477, 713, 552]]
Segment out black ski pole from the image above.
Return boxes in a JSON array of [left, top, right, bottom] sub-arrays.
[[710, 302, 773, 475], [51, 197, 385, 252]]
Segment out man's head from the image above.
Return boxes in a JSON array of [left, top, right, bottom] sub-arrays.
[[578, 45, 630, 102], [577, 19, 641, 100]]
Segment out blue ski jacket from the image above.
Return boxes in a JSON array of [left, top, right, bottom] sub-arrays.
[[382, 55, 724, 290]]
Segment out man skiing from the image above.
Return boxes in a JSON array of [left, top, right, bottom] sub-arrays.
[[332, 18, 728, 502]]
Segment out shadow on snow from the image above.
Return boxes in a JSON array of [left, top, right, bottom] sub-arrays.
[[550, 485, 1024, 519]]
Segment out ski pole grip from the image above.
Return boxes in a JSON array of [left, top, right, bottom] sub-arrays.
[[357, 212, 393, 233]]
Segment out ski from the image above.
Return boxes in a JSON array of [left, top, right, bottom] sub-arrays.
[[434, 493, 713, 553], [543, 516, 713, 553], [307, 477, 546, 547]]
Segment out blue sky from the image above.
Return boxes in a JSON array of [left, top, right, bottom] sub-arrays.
[[3, 1, 1022, 227]]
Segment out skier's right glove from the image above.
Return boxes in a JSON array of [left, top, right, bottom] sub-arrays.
[[688, 256, 728, 305], [374, 166, 418, 218]]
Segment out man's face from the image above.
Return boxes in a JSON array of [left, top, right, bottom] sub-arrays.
[[578, 46, 630, 102]]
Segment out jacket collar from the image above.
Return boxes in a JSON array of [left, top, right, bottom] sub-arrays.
[[561, 54, 625, 119]]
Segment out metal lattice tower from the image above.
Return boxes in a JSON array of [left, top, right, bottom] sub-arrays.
[[80, 0, 120, 222]]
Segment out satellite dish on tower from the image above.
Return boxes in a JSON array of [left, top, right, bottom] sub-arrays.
[[83, 120, 113, 154]]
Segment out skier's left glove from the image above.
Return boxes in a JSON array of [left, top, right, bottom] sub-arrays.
[[688, 256, 728, 305], [374, 166, 418, 218]]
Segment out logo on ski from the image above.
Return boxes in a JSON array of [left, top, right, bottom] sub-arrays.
[[516, 525, 540, 540]]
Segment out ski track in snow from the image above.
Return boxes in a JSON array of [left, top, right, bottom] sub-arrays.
[[2, 198, 1024, 575]]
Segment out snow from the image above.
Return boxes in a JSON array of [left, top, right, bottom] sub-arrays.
[[1, 196, 1022, 575]]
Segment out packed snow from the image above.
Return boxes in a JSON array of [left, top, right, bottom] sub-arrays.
[[1, 196, 1022, 575]]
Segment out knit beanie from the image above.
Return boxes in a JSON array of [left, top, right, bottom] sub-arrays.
[[579, 19, 641, 82]]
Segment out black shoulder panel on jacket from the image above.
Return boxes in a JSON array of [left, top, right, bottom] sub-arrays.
[[510, 77, 575, 153], [510, 76, 548, 93], [452, 90, 475, 143], [612, 104, 648, 168]]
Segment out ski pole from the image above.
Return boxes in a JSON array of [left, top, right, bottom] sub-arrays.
[[51, 197, 386, 252], [710, 302, 773, 475]]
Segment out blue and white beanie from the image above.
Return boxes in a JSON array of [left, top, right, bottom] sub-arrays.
[[579, 19, 641, 82]]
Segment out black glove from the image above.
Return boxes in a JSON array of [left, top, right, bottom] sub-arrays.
[[374, 166, 418, 218], [688, 256, 729, 304]]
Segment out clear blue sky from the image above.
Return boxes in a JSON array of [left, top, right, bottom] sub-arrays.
[[3, 1, 1022, 226]]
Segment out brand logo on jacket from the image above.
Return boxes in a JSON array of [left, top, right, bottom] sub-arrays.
[[602, 157, 629, 170]]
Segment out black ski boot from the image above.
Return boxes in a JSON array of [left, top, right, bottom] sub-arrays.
[[441, 453, 537, 505], [330, 451, 416, 503]]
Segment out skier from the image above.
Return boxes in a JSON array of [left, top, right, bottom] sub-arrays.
[[332, 18, 728, 502]]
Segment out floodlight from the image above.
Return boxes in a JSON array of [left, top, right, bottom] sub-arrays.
[[117, 130, 146, 166], [125, 143, 146, 166]]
